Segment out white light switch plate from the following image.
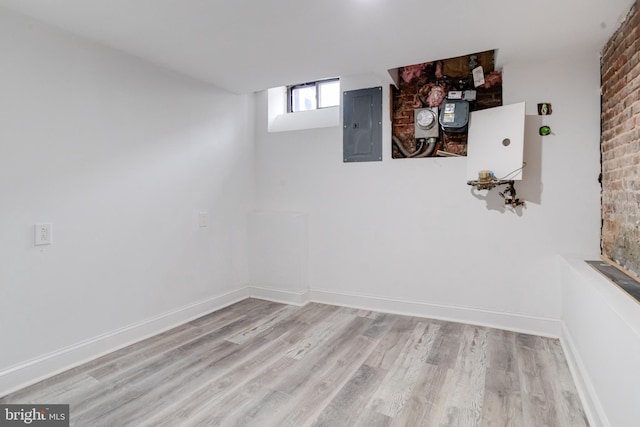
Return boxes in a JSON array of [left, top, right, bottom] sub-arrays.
[[198, 211, 208, 228]]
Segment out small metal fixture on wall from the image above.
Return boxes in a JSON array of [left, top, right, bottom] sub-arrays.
[[466, 167, 526, 208]]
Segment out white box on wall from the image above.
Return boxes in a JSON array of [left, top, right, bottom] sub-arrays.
[[466, 102, 526, 180]]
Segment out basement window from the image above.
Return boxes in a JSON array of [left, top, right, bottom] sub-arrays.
[[267, 80, 341, 133], [289, 78, 340, 112]]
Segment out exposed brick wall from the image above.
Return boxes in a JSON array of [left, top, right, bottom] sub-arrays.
[[601, 0, 640, 277]]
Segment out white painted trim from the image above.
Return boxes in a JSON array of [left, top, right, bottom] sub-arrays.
[[308, 289, 561, 337], [0, 287, 249, 397], [269, 107, 340, 133], [267, 86, 340, 133], [0, 285, 563, 398], [560, 322, 609, 427], [250, 286, 561, 336], [248, 286, 309, 306]]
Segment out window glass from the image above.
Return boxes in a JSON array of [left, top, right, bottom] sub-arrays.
[[318, 80, 340, 108], [289, 78, 339, 112], [291, 86, 317, 112]]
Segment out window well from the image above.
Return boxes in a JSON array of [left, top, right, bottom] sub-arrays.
[[289, 78, 340, 113]]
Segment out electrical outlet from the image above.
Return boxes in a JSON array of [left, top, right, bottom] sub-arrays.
[[198, 211, 208, 228], [35, 223, 52, 245]]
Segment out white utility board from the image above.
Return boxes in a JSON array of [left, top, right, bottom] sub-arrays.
[[466, 102, 526, 181]]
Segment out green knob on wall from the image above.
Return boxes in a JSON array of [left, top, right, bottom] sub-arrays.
[[539, 126, 552, 136]]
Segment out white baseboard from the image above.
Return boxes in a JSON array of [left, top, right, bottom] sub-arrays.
[[0, 287, 249, 397], [248, 285, 309, 306], [308, 289, 561, 338], [1, 285, 562, 398], [560, 322, 609, 427]]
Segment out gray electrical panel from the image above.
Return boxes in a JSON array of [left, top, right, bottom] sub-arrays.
[[343, 86, 382, 162]]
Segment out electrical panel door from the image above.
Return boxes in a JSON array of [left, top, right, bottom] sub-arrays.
[[343, 87, 383, 162]]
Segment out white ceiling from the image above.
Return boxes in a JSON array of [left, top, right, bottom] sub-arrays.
[[0, 0, 634, 93]]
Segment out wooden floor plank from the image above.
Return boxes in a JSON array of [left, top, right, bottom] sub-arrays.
[[368, 322, 440, 417], [227, 389, 292, 427], [98, 332, 290, 427], [362, 313, 397, 339], [177, 357, 298, 427], [283, 309, 358, 360], [517, 341, 560, 427], [481, 368, 524, 427], [1, 299, 589, 427], [436, 325, 489, 427], [364, 315, 419, 370], [540, 338, 589, 427], [353, 409, 393, 427], [481, 328, 523, 427], [389, 362, 450, 427], [273, 316, 374, 397], [72, 339, 241, 426], [140, 305, 335, 426], [225, 305, 299, 344], [275, 335, 379, 427], [311, 364, 387, 427], [425, 321, 464, 369]]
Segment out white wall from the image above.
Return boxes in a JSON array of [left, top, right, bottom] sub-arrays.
[[253, 55, 602, 334], [248, 211, 308, 297], [561, 258, 640, 427], [0, 8, 254, 393]]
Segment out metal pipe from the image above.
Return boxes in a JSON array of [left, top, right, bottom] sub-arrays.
[[392, 136, 437, 158]]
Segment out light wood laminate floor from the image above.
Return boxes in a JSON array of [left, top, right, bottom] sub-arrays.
[[1, 298, 588, 426]]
